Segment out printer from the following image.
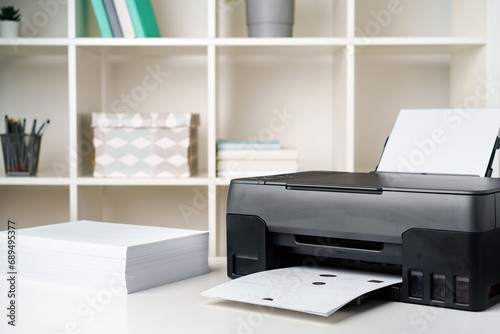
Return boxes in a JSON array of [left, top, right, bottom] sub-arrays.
[[226, 109, 500, 311]]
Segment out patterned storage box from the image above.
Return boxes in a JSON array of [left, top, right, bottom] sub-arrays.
[[92, 112, 199, 177]]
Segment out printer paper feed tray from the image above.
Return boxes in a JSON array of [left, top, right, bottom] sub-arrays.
[[376, 108, 500, 176]]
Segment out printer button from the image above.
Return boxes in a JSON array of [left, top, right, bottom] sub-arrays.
[[432, 273, 446, 302], [409, 270, 424, 299], [455, 275, 470, 305]]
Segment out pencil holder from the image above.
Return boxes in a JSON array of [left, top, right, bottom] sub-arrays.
[[1, 134, 42, 176]]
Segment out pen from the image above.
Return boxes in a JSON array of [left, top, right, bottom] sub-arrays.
[[30, 119, 37, 136], [37, 119, 50, 135], [25, 119, 38, 172], [3, 116, 10, 171], [8, 119, 18, 171]]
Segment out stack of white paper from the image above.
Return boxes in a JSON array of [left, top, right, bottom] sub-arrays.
[[0, 220, 209, 293]]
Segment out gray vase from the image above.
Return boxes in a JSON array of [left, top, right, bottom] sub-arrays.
[[245, 0, 295, 37]]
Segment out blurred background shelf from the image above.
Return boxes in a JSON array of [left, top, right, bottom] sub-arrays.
[[0, 0, 498, 257]]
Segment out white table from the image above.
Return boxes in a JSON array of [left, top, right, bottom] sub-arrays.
[[1, 257, 500, 334]]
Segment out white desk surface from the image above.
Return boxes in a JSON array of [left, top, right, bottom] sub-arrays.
[[2, 257, 500, 334]]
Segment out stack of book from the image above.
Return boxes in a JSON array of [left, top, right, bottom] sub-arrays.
[[0, 221, 208, 293], [216, 140, 298, 178], [90, 0, 161, 38]]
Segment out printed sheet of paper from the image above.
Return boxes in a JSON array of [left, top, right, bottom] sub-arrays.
[[377, 109, 500, 176], [202, 267, 402, 317]]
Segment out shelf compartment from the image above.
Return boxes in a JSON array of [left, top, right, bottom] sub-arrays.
[[355, 0, 486, 38], [13, 0, 68, 38], [216, 45, 349, 171], [353, 41, 490, 172], [76, 0, 208, 38], [354, 52, 461, 172], [217, 0, 348, 38], [75, 45, 208, 178], [0, 50, 69, 177]]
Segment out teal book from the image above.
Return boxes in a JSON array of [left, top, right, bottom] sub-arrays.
[[90, 0, 113, 38], [125, 0, 161, 38], [216, 140, 281, 151]]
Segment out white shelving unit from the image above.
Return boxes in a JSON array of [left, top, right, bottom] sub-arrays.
[[0, 0, 499, 257]]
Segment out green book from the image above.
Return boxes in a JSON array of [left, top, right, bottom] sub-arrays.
[[90, 0, 113, 38], [125, 0, 161, 38]]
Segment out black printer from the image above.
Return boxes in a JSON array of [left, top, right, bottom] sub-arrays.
[[226, 171, 500, 311], [225, 108, 500, 312]]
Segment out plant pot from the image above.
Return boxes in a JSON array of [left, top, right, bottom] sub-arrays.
[[245, 0, 294, 38], [1, 20, 20, 38]]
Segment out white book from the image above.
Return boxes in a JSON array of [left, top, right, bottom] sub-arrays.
[[113, 0, 136, 38], [217, 148, 298, 161]]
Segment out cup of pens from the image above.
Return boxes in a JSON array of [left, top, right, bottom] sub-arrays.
[[1, 116, 50, 176]]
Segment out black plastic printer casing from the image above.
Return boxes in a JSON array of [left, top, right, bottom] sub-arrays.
[[226, 171, 500, 311]]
